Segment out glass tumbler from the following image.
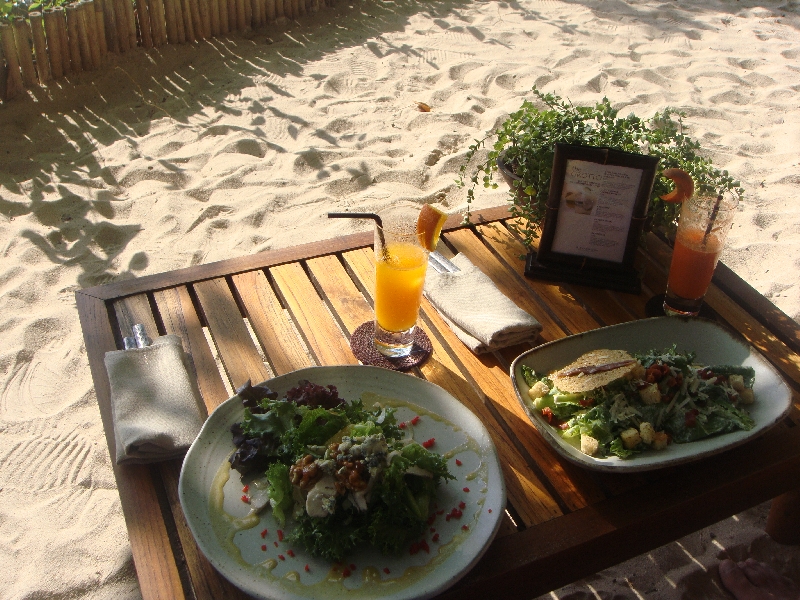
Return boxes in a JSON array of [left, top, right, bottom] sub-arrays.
[[663, 191, 738, 316], [373, 219, 429, 357]]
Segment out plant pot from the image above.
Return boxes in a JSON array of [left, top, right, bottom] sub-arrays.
[[497, 151, 535, 205], [496, 150, 522, 191]]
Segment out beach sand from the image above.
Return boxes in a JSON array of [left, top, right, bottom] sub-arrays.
[[1, 0, 798, 597]]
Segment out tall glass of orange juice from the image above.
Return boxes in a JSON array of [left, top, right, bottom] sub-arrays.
[[664, 191, 738, 316], [373, 219, 429, 357]]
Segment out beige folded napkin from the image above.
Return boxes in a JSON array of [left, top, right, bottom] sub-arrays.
[[104, 334, 205, 464], [424, 254, 542, 354]]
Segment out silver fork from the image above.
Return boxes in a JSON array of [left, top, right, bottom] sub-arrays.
[[428, 251, 460, 273]]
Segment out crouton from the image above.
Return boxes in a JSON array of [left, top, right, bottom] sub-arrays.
[[738, 388, 755, 405], [527, 380, 550, 401], [580, 434, 600, 456], [639, 422, 656, 445], [620, 428, 642, 449], [728, 374, 745, 392], [652, 431, 669, 450], [638, 383, 661, 405]]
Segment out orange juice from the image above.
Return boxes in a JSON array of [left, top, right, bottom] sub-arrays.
[[375, 241, 428, 332], [667, 227, 722, 300]]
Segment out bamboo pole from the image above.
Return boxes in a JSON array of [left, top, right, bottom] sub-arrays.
[[209, 0, 220, 37], [12, 19, 38, 87], [136, 0, 154, 48], [150, 0, 167, 46], [218, 0, 229, 34], [258, 0, 267, 26], [112, 0, 129, 51], [43, 9, 64, 79], [121, 0, 137, 49], [198, 0, 211, 39], [93, 0, 108, 56], [163, 0, 178, 43], [72, 3, 92, 70], [28, 13, 52, 84], [97, 0, 118, 53], [54, 6, 72, 74], [227, 0, 235, 32], [243, 0, 252, 28], [0, 42, 7, 100], [180, 0, 196, 41], [173, 0, 187, 42], [185, 0, 203, 40], [264, 0, 275, 23], [274, 0, 283, 20], [0, 23, 25, 98], [81, 1, 102, 68], [235, 0, 245, 30], [65, 4, 83, 71]]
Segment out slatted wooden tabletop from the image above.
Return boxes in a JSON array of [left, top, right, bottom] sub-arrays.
[[76, 206, 800, 600]]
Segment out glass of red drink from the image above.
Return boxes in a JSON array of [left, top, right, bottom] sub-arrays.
[[663, 191, 738, 316]]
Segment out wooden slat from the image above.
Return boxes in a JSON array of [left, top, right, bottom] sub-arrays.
[[158, 460, 249, 600], [341, 247, 569, 525], [114, 293, 159, 341], [75, 291, 186, 600], [270, 262, 358, 366], [153, 286, 230, 412], [306, 254, 373, 333], [231, 269, 313, 376], [194, 277, 270, 388]]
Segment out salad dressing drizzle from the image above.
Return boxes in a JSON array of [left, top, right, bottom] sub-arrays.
[[208, 395, 491, 597]]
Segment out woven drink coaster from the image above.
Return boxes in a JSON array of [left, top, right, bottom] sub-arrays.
[[350, 321, 432, 371]]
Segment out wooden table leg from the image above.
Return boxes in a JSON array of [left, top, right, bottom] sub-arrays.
[[766, 488, 800, 545]]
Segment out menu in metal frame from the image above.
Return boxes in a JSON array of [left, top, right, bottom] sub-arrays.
[[526, 143, 659, 293]]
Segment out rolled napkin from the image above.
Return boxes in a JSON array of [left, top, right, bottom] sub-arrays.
[[104, 334, 205, 464], [424, 254, 543, 354]]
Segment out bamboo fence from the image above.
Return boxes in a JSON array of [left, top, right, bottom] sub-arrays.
[[0, 0, 335, 100]]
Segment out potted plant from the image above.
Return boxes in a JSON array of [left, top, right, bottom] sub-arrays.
[[457, 87, 743, 249]]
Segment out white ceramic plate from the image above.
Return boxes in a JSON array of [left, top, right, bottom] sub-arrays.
[[510, 317, 792, 473], [179, 365, 505, 600]]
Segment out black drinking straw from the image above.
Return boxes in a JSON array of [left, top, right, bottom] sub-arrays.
[[328, 212, 388, 254], [702, 193, 724, 247]]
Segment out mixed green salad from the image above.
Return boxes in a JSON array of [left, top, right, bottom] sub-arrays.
[[228, 379, 454, 561], [521, 347, 756, 459]]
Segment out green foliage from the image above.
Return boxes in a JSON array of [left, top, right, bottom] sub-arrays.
[[457, 86, 744, 248], [0, 0, 71, 24]]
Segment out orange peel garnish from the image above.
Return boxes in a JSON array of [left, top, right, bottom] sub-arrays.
[[417, 204, 448, 251], [660, 168, 694, 203]]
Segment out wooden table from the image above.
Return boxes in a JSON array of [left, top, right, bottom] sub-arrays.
[[76, 206, 800, 600]]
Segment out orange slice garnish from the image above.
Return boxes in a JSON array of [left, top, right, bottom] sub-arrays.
[[417, 204, 448, 251], [660, 168, 694, 203]]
